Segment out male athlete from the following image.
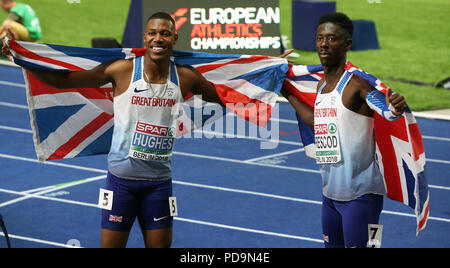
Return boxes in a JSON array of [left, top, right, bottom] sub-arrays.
[[282, 12, 407, 248], [2, 12, 225, 248]]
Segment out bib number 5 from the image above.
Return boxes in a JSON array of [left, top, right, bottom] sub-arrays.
[[98, 188, 114, 211], [169, 197, 178, 217]]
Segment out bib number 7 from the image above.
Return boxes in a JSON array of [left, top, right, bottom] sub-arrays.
[[367, 224, 383, 248]]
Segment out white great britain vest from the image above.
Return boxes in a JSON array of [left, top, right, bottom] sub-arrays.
[[314, 71, 386, 201], [107, 56, 183, 180]]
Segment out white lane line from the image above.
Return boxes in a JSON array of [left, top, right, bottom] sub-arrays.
[[0, 80, 26, 88], [427, 158, 450, 165], [422, 135, 450, 142], [428, 184, 450, 191], [0, 125, 33, 133], [0, 232, 81, 248], [173, 180, 322, 205], [0, 187, 99, 208], [0, 153, 108, 174], [175, 217, 323, 243], [0, 175, 106, 208], [172, 151, 320, 174], [0, 101, 28, 109], [244, 148, 305, 163]]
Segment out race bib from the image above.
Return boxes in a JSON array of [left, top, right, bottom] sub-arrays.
[[314, 103, 342, 164], [129, 121, 176, 162]]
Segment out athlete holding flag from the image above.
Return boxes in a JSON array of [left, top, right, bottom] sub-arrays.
[[282, 12, 407, 248], [2, 11, 293, 248], [2, 12, 224, 248]]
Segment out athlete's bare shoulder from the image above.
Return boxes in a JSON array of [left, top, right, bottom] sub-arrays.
[[105, 59, 133, 76], [176, 65, 198, 79], [175, 65, 201, 96], [175, 64, 221, 103], [342, 73, 377, 116], [103, 59, 134, 95]]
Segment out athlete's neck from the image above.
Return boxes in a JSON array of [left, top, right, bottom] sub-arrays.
[[143, 56, 170, 84], [323, 58, 346, 87]]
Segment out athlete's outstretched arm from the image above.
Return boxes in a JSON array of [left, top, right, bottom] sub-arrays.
[[1, 30, 126, 89], [23, 60, 117, 89], [2, 33, 118, 89], [179, 66, 224, 105]]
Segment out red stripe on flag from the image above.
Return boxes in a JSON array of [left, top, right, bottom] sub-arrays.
[[283, 80, 316, 108], [286, 65, 296, 78], [131, 48, 145, 57], [418, 199, 430, 231], [408, 123, 425, 161], [195, 56, 269, 74], [183, 91, 194, 101], [214, 83, 272, 127], [46, 112, 113, 160], [344, 61, 356, 70], [9, 40, 85, 71], [374, 114, 409, 203]]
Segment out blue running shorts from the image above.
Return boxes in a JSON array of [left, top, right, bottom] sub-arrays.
[[101, 172, 173, 232], [321, 193, 383, 248]]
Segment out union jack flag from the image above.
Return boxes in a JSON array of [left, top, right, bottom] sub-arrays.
[[284, 61, 430, 234], [108, 215, 123, 223], [6, 39, 287, 160]]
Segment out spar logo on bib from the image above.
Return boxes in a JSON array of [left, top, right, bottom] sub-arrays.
[[328, 123, 337, 134], [315, 123, 338, 135], [136, 121, 172, 137], [315, 124, 328, 135]]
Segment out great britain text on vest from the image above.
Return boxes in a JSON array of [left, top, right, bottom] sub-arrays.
[[131, 96, 177, 107], [314, 107, 337, 118]]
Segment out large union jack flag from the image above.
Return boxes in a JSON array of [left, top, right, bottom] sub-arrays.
[[6, 39, 428, 234], [6, 39, 287, 160]]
